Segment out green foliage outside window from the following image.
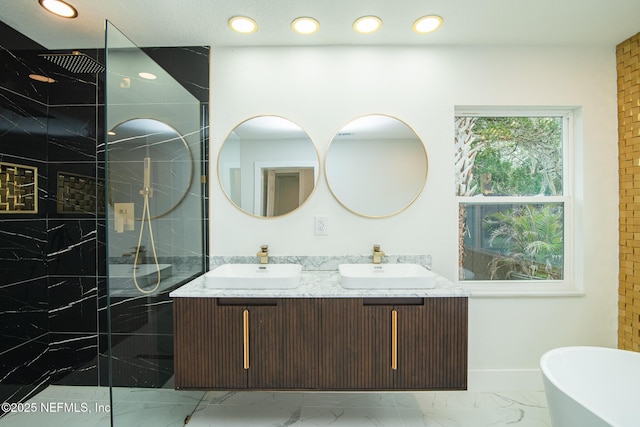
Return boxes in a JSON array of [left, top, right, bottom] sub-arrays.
[[484, 204, 564, 280], [470, 117, 563, 196], [456, 115, 566, 281]]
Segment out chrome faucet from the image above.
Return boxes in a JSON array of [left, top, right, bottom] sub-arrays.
[[257, 245, 269, 264], [372, 244, 385, 264]]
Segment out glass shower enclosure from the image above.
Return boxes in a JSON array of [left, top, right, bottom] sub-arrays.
[[105, 22, 207, 426]]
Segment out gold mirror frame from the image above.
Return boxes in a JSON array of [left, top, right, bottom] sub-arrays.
[[217, 115, 320, 219], [107, 118, 194, 220], [325, 114, 428, 218]]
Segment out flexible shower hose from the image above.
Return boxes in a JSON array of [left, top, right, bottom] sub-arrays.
[[133, 190, 161, 294]]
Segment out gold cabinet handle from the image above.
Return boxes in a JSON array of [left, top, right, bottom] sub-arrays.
[[243, 309, 249, 370], [392, 309, 398, 370]]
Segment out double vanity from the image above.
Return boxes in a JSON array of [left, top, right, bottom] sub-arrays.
[[170, 256, 468, 391]]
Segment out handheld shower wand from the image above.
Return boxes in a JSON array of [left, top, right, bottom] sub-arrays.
[[134, 157, 161, 294], [143, 157, 152, 196]]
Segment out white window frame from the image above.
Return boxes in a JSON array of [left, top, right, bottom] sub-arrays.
[[455, 107, 581, 297]]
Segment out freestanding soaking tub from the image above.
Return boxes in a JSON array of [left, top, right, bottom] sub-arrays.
[[540, 346, 640, 427]]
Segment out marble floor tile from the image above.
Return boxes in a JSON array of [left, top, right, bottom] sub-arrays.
[[111, 401, 196, 427], [29, 385, 110, 402], [0, 403, 109, 427], [188, 402, 301, 427], [114, 387, 204, 405], [394, 391, 549, 411], [411, 408, 552, 427], [0, 386, 552, 427], [298, 406, 401, 427], [204, 391, 304, 408], [302, 392, 397, 408]]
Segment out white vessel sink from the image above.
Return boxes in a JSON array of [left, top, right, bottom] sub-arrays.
[[338, 263, 437, 289], [204, 264, 302, 289]]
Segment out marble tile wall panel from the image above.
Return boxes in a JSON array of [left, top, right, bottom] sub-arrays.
[[45, 50, 102, 108], [96, 205, 107, 276], [0, 91, 48, 166], [102, 290, 175, 387], [0, 21, 52, 407], [48, 333, 98, 386], [0, 277, 48, 353], [0, 22, 47, 104], [0, 19, 105, 403], [47, 105, 98, 162], [47, 219, 98, 276], [0, 337, 50, 409], [109, 293, 174, 335], [48, 276, 98, 334], [97, 333, 110, 387], [105, 333, 175, 388], [210, 254, 433, 271], [142, 47, 210, 103], [0, 221, 47, 285], [97, 277, 108, 333]]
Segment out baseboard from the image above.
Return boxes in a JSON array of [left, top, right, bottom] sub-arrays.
[[467, 369, 544, 392]]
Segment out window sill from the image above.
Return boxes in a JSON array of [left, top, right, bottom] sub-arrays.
[[461, 281, 584, 298]]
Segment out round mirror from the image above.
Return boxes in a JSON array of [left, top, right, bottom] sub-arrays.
[[107, 118, 193, 219], [325, 115, 428, 218], [218, 116, 319, 217]]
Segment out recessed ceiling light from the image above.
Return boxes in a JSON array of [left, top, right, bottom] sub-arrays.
[[29, 74, 55, 83], [412, 15, 443, 34], [228, 16, 258, 34], [38, 0, 78, 19], [138, 72, 157, 80], [353, 16, 382, 34], [291, 17, 320, 35]]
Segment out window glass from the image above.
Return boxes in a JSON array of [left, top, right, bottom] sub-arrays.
[[455, 114, 567, 282]]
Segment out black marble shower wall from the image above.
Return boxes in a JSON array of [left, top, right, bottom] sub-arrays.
[[46, 47, 105, 388], [1, 19, 210, 410], [0, 20, 106, 409]]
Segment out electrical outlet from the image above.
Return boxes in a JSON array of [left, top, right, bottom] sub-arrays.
[[314, 215, 328, 235]]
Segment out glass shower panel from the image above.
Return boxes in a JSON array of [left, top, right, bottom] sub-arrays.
[[105, 21, 205, 426]]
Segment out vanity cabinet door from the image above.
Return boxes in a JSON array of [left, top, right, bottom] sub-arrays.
[[173, 297, 245, 389], [319, 297, 468, 391], [243, 301, 281, 388], [320, 298, 394, 389], [174, 297, 319, 390], [276, 298, 319, 389], [228, 298, 319, 389], [394, 297, 468, 390]]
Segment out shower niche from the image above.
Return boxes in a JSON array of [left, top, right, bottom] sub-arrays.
[[0, 162, 38, 213]]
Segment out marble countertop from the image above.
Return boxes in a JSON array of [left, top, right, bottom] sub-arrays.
[[169, 270, 467, 298]]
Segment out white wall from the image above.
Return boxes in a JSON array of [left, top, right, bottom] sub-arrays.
[[209, 45, 619, 390]]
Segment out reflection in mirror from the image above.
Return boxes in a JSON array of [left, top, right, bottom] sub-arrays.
[[107, 118, 193, 219], [218, 116, 319, 217], [325, 115, 428, 218]]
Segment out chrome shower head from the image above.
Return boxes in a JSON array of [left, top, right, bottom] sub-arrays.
[[39, 51, 105, 74]]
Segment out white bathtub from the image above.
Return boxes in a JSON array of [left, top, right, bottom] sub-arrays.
[[540, 346, 640, 427]]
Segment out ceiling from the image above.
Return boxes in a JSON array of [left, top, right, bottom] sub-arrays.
[[1, 0, 639, 49]]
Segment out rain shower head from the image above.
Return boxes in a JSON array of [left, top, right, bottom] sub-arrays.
[[39, 51, 105, 74]]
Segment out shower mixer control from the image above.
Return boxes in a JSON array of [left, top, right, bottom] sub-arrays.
[[114, 203, 134, 233]]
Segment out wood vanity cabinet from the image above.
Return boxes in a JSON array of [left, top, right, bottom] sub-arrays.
[[320, 297, 468, 390], [173, 297, 318, 389], [173, 296, 467, 391]]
